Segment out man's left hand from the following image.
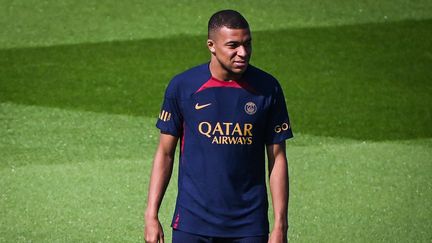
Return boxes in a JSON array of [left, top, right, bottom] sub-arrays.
[[268, 228, 287, 243]]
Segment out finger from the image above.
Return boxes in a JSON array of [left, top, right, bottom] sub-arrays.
[[144, 235, 155, 243], [159, 234, 164, 243]]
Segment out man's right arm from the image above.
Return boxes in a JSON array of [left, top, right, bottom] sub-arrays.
[[144, 133, 178, 243]]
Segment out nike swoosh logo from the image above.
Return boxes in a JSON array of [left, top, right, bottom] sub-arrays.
[[195, 103, 212, 110]]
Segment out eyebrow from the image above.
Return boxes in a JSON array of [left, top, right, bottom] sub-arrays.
[[225, 38, 252, 45]]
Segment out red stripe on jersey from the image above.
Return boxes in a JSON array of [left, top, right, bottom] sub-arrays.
[[195, 77, 258, 94], [173, 213, 180, 229], [181, 122, 185, 163]]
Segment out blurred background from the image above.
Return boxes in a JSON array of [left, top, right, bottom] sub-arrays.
[[1, 1, 431, 242]]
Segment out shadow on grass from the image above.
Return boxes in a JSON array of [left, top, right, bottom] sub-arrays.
[[1, 19, 431, 141]]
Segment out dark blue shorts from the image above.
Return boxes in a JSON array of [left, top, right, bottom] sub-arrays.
[[172, 229, 268, 243]]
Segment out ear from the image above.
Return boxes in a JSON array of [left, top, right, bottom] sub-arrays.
[[207, 39, 216, 54]]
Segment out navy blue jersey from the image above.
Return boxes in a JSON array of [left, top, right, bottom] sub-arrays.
[[156, 63, 293, 237]]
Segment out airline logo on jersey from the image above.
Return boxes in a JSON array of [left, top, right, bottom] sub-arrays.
[[159, 110, 171, 122], [195, 103, 212, 110], [244, 102, 257, 115], [198, 121, 253, 145]]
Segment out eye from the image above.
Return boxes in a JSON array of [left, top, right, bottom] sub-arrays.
[[226, 42, 239, 48]]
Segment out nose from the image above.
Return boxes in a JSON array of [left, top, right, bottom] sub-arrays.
[[237, 45, 248, 57]]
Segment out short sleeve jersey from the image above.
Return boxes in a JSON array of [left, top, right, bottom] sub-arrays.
[[156, 63, 293, 237]]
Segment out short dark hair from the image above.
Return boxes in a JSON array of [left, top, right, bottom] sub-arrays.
[[208, 10, 249, 38]]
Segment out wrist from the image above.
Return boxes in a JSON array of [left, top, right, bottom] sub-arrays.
[[144, 208, 159, 221], [273, 219, 288, 231]]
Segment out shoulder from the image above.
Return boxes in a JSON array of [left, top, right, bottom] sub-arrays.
[[245, 65, 283, 96], [165, 63, 211, 98]]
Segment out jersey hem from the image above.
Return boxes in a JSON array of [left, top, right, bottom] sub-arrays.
[[171, 225, 269, 238], [265, 133, 294, 145], [156, 124, 181, 137]]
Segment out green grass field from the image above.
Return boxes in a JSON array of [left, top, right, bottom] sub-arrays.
[[1, 1, 432, 242]]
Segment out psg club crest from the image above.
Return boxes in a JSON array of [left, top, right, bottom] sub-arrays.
[[244, 102, 257, 115]]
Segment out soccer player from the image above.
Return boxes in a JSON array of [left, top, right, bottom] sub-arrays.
[[144, 10, 293, 243]]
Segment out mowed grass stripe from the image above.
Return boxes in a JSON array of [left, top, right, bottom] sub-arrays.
[[0, 103, 174, 242], [286, 140, 432, 242], [1, 0, 431, 49], [1, 103, 431, 242], [0, 102, 158, 168], [1, 20, 431, 141], [0, 159, 158, 243]]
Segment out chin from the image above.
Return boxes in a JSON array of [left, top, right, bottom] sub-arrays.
[[233, 67, 248, 74]]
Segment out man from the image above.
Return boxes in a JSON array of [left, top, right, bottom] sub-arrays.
[[144, 10, 293, 243]]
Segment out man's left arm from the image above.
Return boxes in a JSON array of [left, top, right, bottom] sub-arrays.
[[267, 141, 289, 243]]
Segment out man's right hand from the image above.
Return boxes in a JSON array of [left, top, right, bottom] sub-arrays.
[[144, 217, 164, 243]]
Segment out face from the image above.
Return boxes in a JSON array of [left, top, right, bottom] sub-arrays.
[[208, 26, 252, 79]]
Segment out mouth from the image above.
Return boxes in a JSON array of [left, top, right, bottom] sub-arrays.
[[233, 60, 248, 68]]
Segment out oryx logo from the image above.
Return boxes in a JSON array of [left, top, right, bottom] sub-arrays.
[[244, 102, 257, 115], [195, 103, 212, 110]]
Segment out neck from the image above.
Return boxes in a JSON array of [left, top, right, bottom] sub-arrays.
[[209, 59, 242, 81]]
